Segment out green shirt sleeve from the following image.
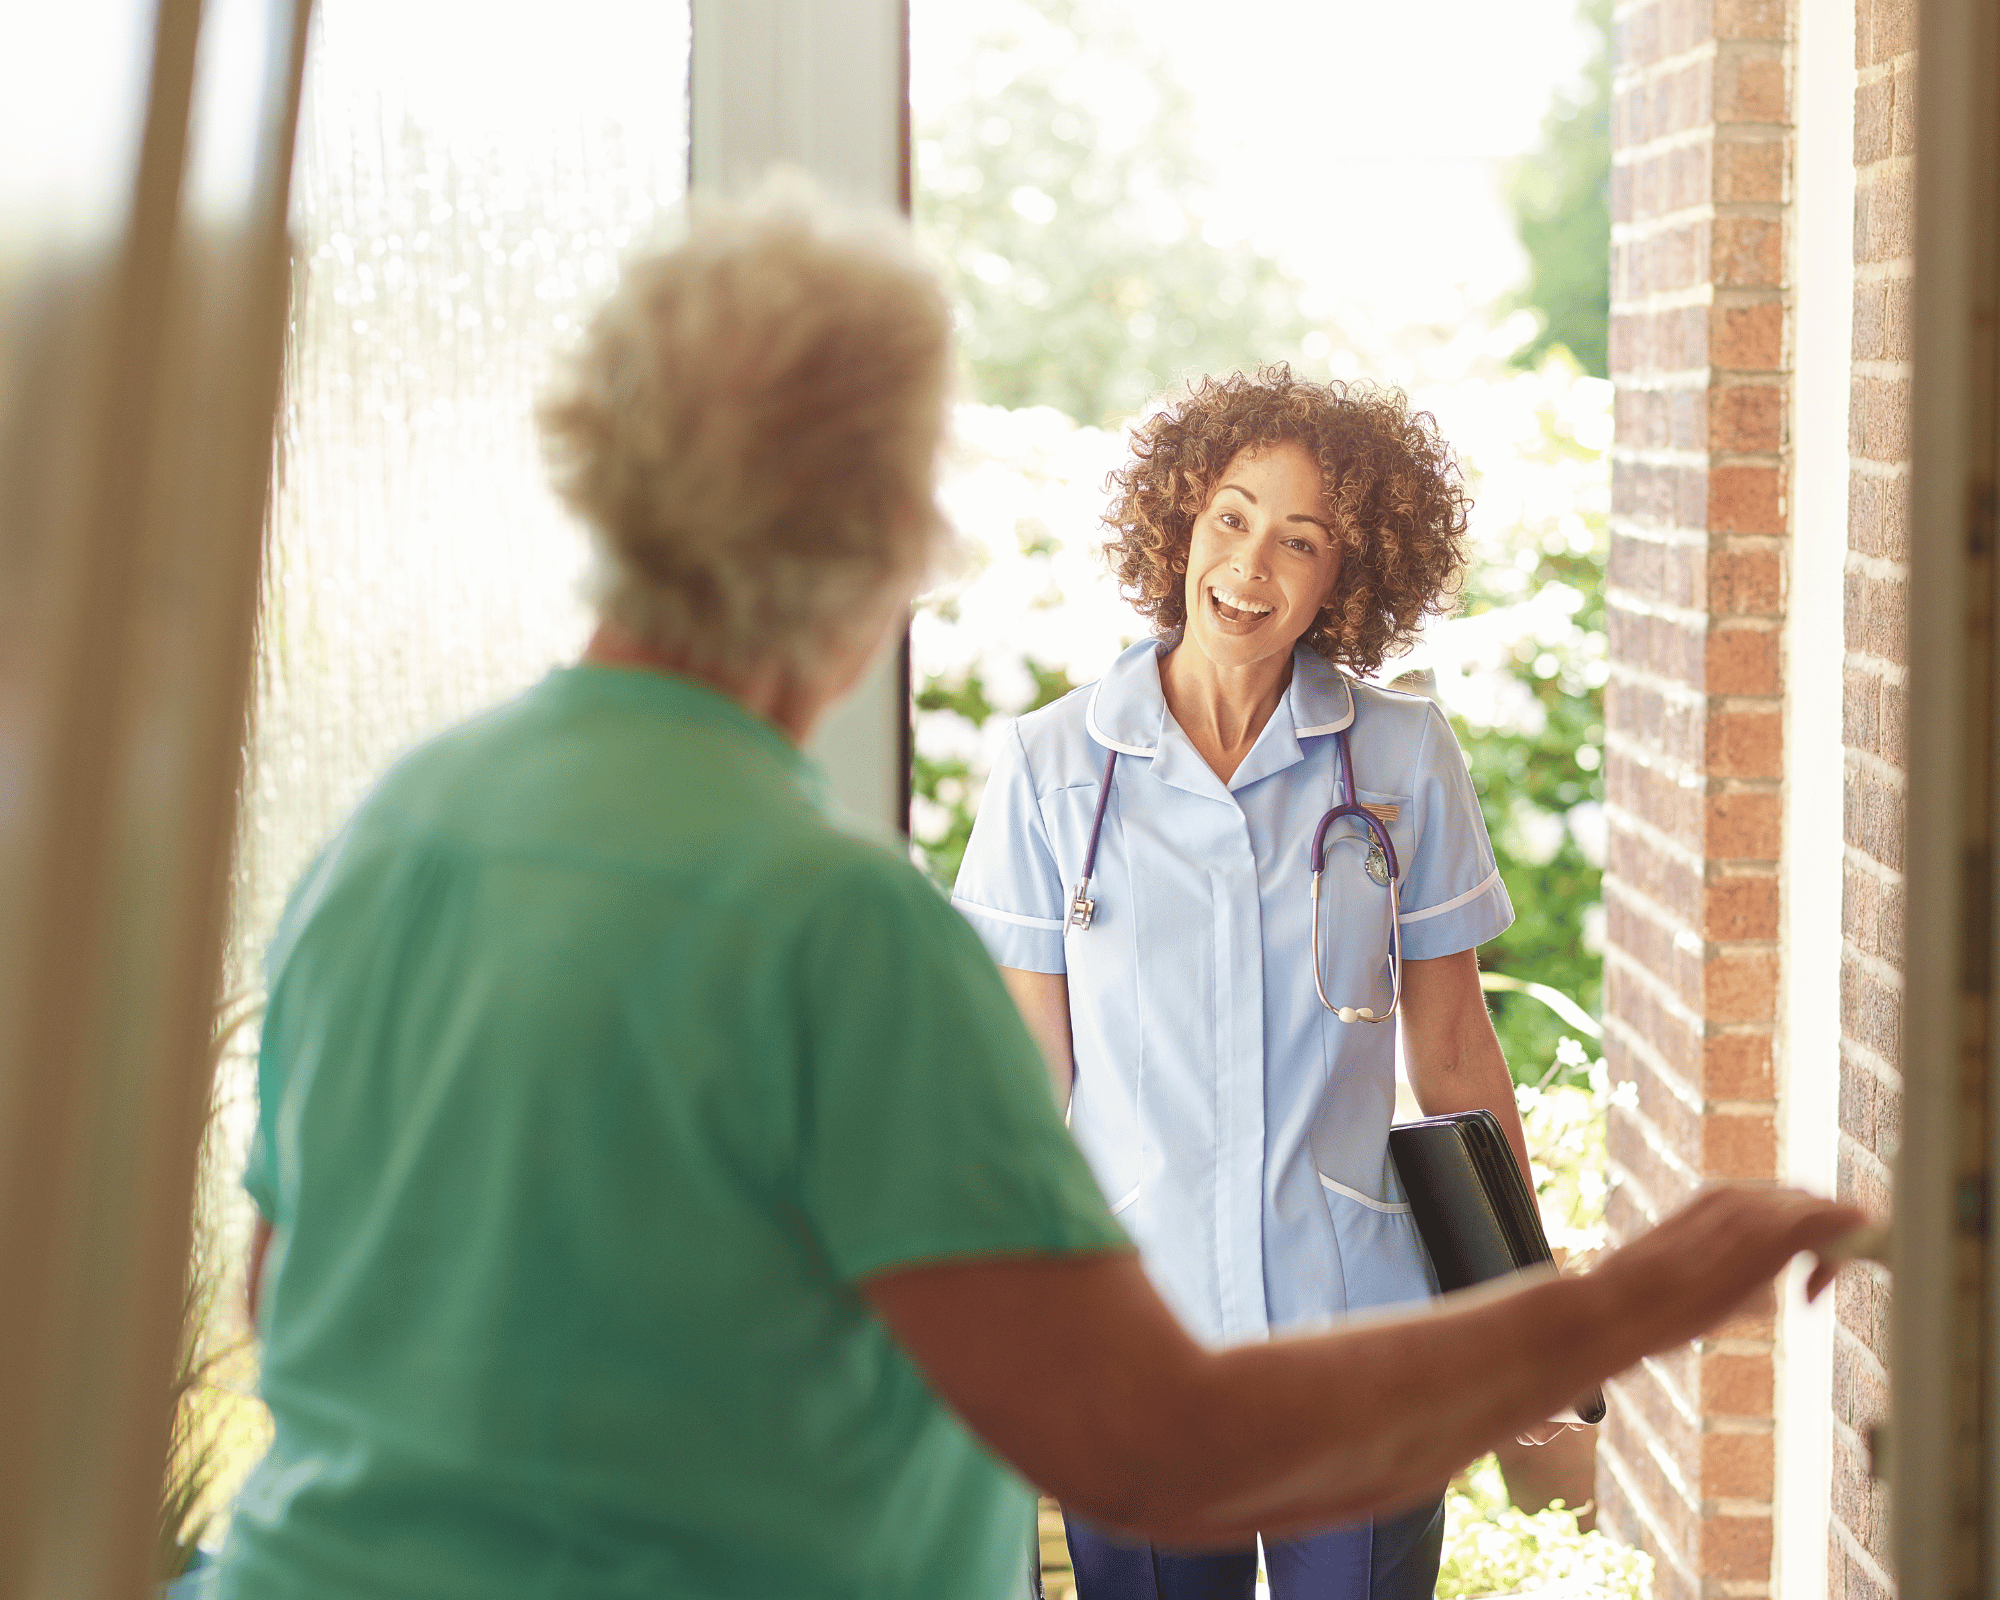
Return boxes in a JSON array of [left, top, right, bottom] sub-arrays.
[[791, 853, 1130, 1284]]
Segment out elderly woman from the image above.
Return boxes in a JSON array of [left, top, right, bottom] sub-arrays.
[[217, 189, 1859, 1600]]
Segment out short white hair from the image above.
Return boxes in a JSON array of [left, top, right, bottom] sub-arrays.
[[538, 176, 953, 673]]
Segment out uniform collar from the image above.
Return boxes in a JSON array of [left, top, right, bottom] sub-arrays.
[[1084, 637, 1356, 794]]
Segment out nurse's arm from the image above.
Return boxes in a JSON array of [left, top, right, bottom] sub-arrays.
[[1000, 967, 1074, 1104], [862, 1185, 1863, 1547], [1399, 948, 1533, 1186]]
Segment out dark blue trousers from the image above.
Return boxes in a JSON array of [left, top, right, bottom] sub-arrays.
[[1061, 1495, 1444, 1600]]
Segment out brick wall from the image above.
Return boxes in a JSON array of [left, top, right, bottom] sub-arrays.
[[1599, 1, 1792, 1594], [1830, 0, 1912, 1593]]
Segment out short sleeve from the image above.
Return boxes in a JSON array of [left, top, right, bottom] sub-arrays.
[[1396, 702, 1515, 961], [794, 858, 1129, 1284], [950, 721, 1068, 974]]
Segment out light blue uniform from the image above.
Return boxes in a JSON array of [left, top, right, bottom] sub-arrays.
[[953, 638, 1514, 1346]]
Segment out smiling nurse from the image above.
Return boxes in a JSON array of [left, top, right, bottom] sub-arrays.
[[953, 368, 1544, 1600]]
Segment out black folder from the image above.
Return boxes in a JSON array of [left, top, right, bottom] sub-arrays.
[[1387, 1108, 1607, 1425]]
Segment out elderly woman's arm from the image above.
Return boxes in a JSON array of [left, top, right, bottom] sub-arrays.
[[864, 1184, 1860, 1547]]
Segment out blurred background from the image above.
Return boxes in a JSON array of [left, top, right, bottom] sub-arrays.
[[907, 0, 1614, 1086]]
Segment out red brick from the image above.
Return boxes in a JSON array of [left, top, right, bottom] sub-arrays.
[[1707, 788, 1781, 859], [1710, 300, 1783, 368], [1715, 50, 1788, 122], [1713, 215, 1784, 287], [1700, 1429, 1775, 1498], [1710, 380, 1785, 452], [1703, 872, 1779, 940], [1707, 543, 1783, 608], [1860, 0, 1916, 64], [1881, 275, 1914, 360], [1712, 136, 1783, 203], [1710, 467, 1785, 534], [1892, 60, 1919, 155], [1851, 280, 1887, 361], [1706, 623, 1780, 693], [1858, 374, 1911, 462], [1705, 1107, 1779, 1178], [1843, 861, 1881, 956], [1707, 707, 1783, 778], [1853, 73, 1894, 165], [1701, 1348, 1775, 1415], [1704, 948, 1779, 1022], [1714, 0, 1786, 39], [1855, 166, 1916, 263], [1702, 1031, 1774, 1098], [1699, 1512, 1775, 1579], [1843, 667, 1881, 753]]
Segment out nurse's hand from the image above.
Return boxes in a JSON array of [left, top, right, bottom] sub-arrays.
[[1514, 1420, 1582, 1446]]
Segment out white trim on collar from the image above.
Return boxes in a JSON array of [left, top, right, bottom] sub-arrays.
[[1294, 671, 1356, 736], [1084, 680, 1157, 756]]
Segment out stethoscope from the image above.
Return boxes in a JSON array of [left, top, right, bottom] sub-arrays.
[[1065, 724, 1404, 1023]]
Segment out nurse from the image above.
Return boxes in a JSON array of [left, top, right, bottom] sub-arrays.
[[953, 367, 1540, 1599]]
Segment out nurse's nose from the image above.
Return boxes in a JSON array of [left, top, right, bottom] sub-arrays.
[[1231, 532, 1277, 579]]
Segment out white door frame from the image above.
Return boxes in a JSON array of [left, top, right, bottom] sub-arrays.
[[689, 0, 912, 837]]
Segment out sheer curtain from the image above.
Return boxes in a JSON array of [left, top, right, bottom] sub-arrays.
[[235, 2, 692, 976]]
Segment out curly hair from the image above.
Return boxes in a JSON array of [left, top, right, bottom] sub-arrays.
[[1103, 366, 1471, 675]]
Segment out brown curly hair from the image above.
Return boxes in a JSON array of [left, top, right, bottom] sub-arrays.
[[1104, 366, 1472, 674]]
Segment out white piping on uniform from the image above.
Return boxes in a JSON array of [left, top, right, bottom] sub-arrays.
[[1318, 1173, 1412, 1214], [1397, 865, 1503, 927], [1108, 1184, 1142, 1216], [951, 897, 1065, 932], [1083, 681, 1158, 757], [1294, 673, 1356, 736]]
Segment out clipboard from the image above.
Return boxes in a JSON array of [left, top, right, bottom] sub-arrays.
[[1387, 1108, 1607, 1426]]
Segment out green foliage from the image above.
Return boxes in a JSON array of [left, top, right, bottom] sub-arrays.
[[1518, 1050, 1629, 1257], [914, 0, 1313, 424], [911, 2, 1609, 1093], [915, 661, 1077, 886], [1446, 377, 1608, 1084], [1508, 0, 1611, 378], [1440, 1454, 1651, 1597]]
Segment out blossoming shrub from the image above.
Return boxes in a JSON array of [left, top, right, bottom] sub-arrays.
[[1439, 1455, 1650, 1598]]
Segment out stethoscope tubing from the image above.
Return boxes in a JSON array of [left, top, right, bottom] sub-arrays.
[[1066, 725, 1403, 1022]]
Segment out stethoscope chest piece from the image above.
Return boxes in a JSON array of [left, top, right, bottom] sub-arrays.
[[1364, 843, 1390, 888]]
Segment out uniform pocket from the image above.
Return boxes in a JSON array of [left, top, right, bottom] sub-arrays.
[[1317, 1173, 1440, 1312]]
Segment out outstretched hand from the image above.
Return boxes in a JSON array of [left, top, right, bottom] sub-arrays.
[[1591, 1186, 1867, 1365]]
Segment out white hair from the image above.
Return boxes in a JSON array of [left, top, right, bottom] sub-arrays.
[[538, 175, 953, 673]]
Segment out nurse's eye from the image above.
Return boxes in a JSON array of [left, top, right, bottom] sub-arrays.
[[1283, 536, 1319, 555], [1217, 511, 1247, 531]]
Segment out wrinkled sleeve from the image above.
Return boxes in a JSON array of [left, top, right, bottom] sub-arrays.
[[1397, 702, 1515, 961], [950, 721, 1068, 974], [795, 857, 1128, 1284]]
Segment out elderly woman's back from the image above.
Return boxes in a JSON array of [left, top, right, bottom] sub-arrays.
[[219, 188, 1128, 1599], [226, 661, 1114, 1598]]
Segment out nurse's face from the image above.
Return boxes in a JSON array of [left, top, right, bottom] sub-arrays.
[[1181, 440, 1341, 673]]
